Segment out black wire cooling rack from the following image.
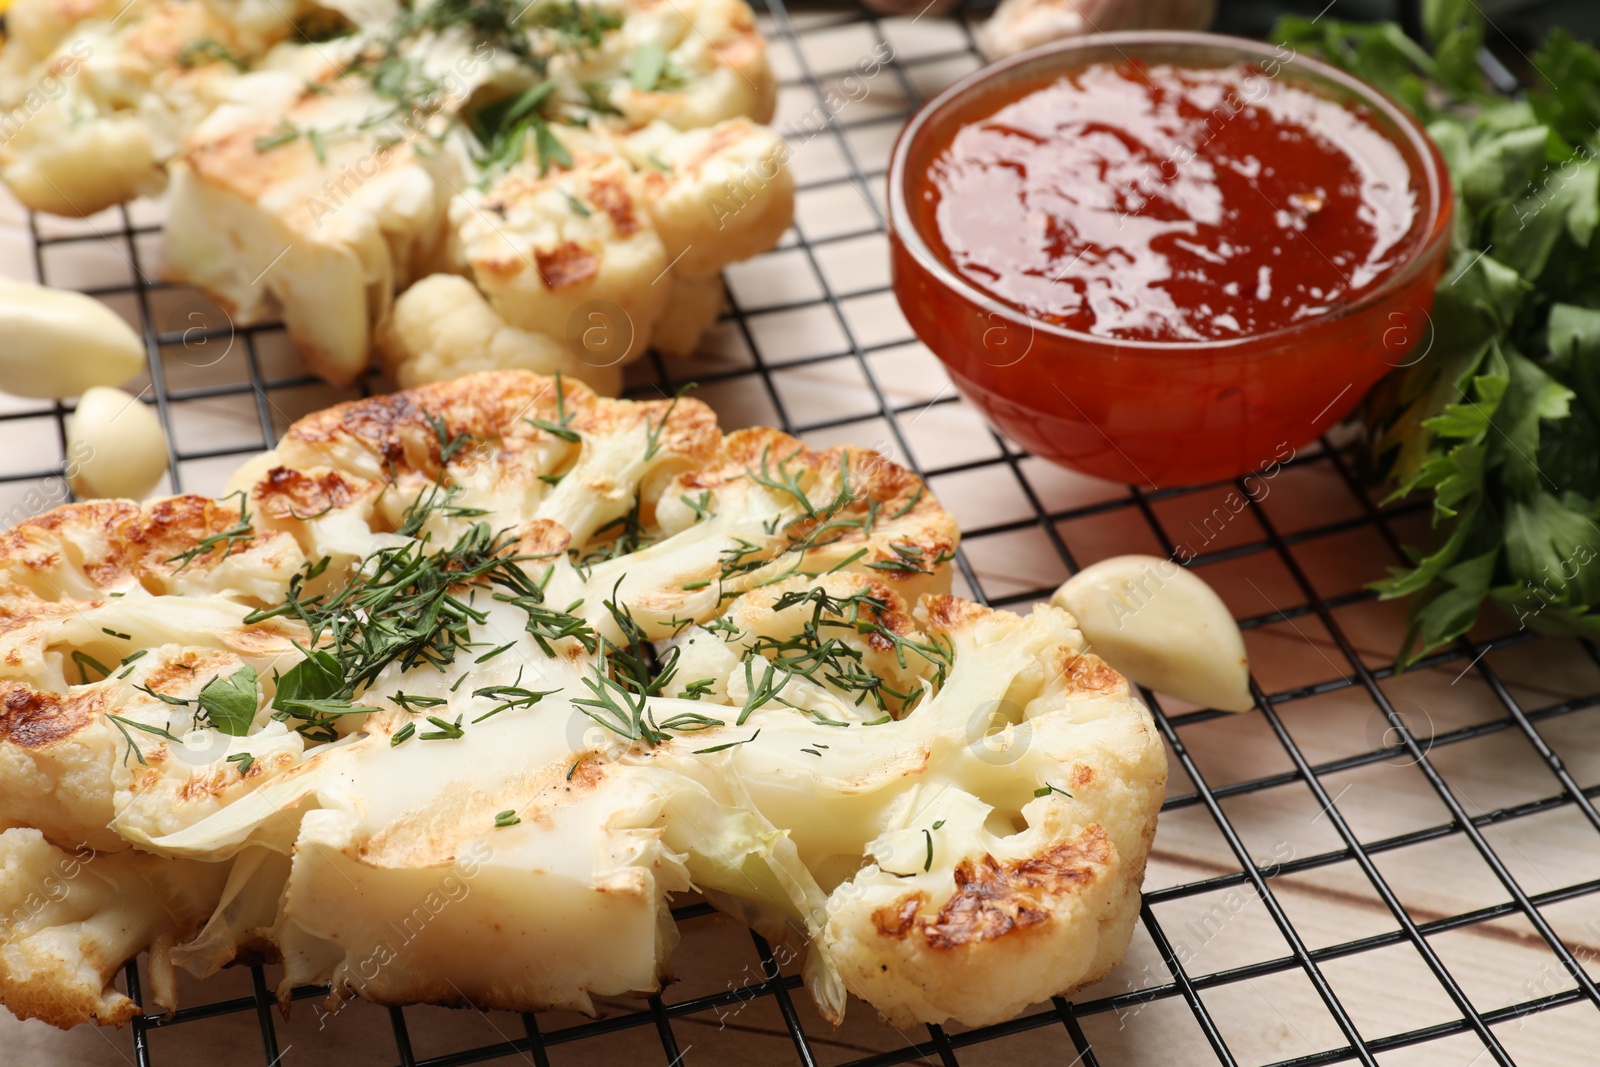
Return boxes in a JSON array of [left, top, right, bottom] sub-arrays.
[[7, 1, 1600, 1064]]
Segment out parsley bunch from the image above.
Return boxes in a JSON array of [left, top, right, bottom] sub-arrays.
[[1279, 2, 1600, 664]]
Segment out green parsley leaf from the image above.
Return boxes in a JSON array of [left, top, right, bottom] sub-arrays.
[[534, 120, 571, 175], [273, 649, 344, 710], [199, 666, 260, 737], [630, 42, 669, 92]]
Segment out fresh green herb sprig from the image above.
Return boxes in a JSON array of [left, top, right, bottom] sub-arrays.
[[568, 587, 728, 745], [254, 121, 300, 153], [177, 38, 248, 71], [199, 666, 260, 736], [756, 586, 951, 715], [72, 651, 112, 685], [246, 486, 576, 741], [333, 0, 622, 167], [1280, 5, 1600, 662], [168, 491, 256, 572], [471, 670, 560, 722], [864, 541, 955, 577], [424, 411, 477, 464]]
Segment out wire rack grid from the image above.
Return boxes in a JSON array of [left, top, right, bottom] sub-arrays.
[[4, 2, 1600, 1064]]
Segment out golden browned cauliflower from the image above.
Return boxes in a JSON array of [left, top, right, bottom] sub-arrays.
[[0, 0, 791, 385], [0, 372, 1164, 1035]]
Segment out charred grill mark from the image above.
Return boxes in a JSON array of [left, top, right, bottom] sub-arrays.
[[870, 826, 1113, 950]]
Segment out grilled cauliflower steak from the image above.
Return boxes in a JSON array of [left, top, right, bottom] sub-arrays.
[[0, 371, 1164, 1032], [0, 0, 790, 385]]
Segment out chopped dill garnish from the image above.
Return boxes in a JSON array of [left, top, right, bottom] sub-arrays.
[[72, 651, 112, 685], [693, 728, 759, 754], [177, 38, 248, 71], [643, 384, 693, 460], [168, 491, 255, 571], [106, 714, 182, 767], [254, 122, 300, 153], [420, 714, 465, 740]]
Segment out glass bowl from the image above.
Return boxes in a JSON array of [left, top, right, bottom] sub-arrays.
[[887, 31, 1453, 487]]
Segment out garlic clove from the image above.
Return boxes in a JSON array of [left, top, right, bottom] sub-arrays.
[[67, 387, 170, 501], [1051, 554, 1253, 712], [0, 279, 146, 399], [979, 0, 1219, 62]]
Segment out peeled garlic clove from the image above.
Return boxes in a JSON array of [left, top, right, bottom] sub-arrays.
[[979, 0, 1218, 62], [1051, 554, 1253, 712], [67, 387, 169, 500], [0, 278, 146, 399]]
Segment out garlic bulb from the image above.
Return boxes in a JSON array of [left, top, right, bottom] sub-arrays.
[[0, 279, 146, 399], [67, 387, 169, 500], [1051, 554, 1252, 712], [978, 0, 1218, 62]]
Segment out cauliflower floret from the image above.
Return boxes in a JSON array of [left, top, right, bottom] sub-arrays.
[[165, 70, 464, 383], [0, 828, 233, 1025], [1, 111, 161, 216], [3, 0, 791, 381], [379, 272, 625, 395], [650, 271, 726, 357], [624, 117, 794, 280], [252, 371, 720, 548], [451, 117, 788, 368], [0, 0, 122, 68], [0, 0, 258, 216], [585, 421, 957, 639], [453, 133, 670, 366], [562, 0, 776, 129]]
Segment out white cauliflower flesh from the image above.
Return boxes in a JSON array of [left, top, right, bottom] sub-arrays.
[[444, 117, 791, 372], [0, 0, 791, 387], [624, 117, 795, 281], [452, 133, 672, 363], [377, 272, 624, 395], [558, 0, 776, 129], [164, 64, 466, 384], [0, 372, 1164, 1033]]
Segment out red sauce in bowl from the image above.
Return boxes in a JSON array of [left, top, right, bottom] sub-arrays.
[[921, 61, 1424, 342], [889, 34, 1453, 487]]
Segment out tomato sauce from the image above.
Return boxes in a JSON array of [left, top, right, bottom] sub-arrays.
[[917, 60, 1424, 342]]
